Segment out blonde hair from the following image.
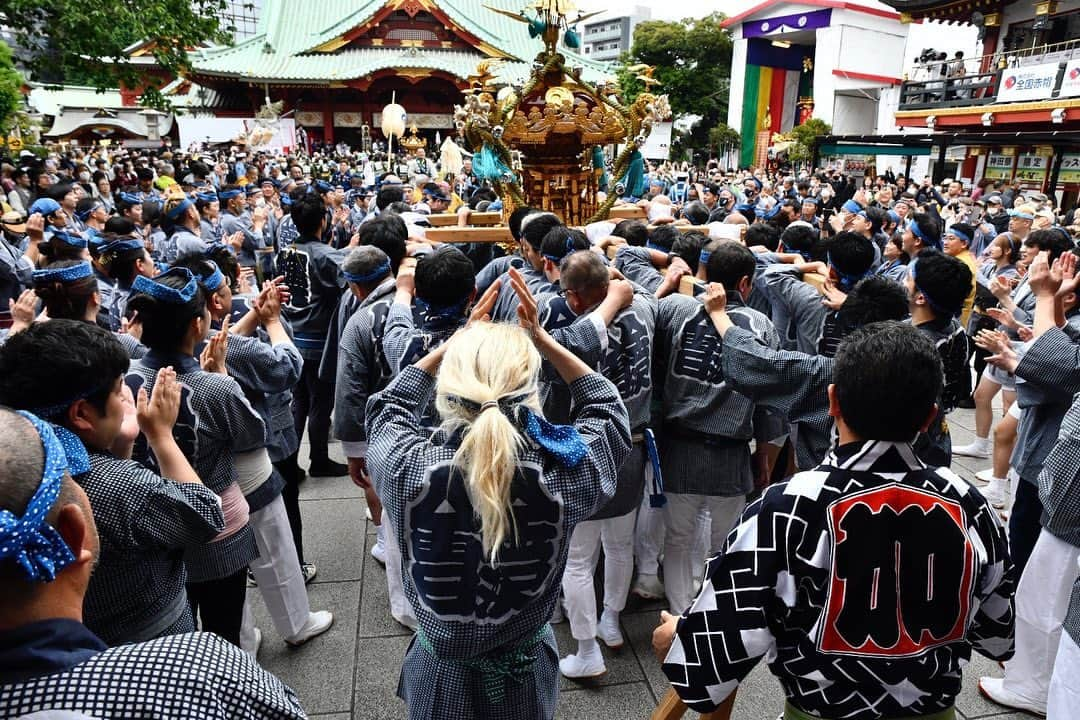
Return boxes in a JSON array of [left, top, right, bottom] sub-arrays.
[[435, 323, 542, 562]]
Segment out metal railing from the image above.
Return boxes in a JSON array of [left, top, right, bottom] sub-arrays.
[[898, 40, 1079, 110], [905, 38, 1080, 80]]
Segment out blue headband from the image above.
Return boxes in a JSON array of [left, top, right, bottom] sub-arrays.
[[828, 251, 871, 291], [0, 412, 82, 582], [50, 230, 87, 249], [1008, 209, 1034, 220], [75, 200, 105, 222], [910, 257, 958, 317], [244, 185, 261, 196], [98, 238, 144, 256], [132, 267, 199, 304], [415, 296, 468, 322], [33, 261, 94, 285], [314, 180, 332, 194], [217, 189, 243, 201], [444, 393, 587, 468], [165, 197, 194, 221], [908, 219, 940, 249], [946, 227, 972, 245], [195, 192, 219, 204], [343, 260, 391, 285], [842, 200, 862, 214], [699, 250, 712, 265], [117, 192, 142, 206], [197, 261, 225, 292], [543, 236, 579, 263]]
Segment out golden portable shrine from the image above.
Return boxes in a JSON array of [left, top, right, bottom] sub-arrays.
[[454, 0, 670, 224]]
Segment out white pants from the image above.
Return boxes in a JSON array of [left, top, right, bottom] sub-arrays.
[[242, 495, 310, 640], [1048, 630, 1080, 719], [1003, 530, 1080, 708], [635, 491, 665, 576], [382, 509, 416, 626], [562, 510, 637, 641], [663, 493, 746, 614]]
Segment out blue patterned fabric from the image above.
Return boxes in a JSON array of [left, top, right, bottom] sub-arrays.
[[98, 238, 143, 256], [50, 231, 86, 249], [0, 412, 78, 582], [32, 261, 93, 284], [132, 267, 198, 305], [165, 197, 194, 221], [343, 260, 391, 285], [196, 261, 225, 292], [445, 393, 588, 468]]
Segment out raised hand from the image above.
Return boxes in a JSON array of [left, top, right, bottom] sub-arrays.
[[8, 289, 37, 334], [509, 267, 540, 338], [467, 279, 500, 326], [199, 317, 230, 374], [137, 366, 182, 441], [703, 281, 728, 316]]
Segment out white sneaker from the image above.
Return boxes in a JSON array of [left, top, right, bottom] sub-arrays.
[[954, 438, 991, 458], [631, 573, 664, 600], [371, 525, 386, 566], [976, 468, 996, 483], [978, 677, 1047, 717], [285, 611, 334, 646], [559, 647, 606, 679], [981, 476, 1008, 509], [597, 610, 624, 649]]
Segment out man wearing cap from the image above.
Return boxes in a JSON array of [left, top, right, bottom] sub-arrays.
[[0, 407, 308, 719], [1007, 203, 1035, 245], [6, 168, 31, 216], [0, 212, 31, 329]]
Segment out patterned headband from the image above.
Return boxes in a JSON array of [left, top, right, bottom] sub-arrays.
[[98, 238, 144, 256], [217, 189, 243, 201], [196, 261, 225, 292], [343, 260, 391, 285], [195, 192, 219, 204], [33, 261, 93, 285], [0, 412, 83, 582], [117, 191, 141, 206], [50, 230, 87, 249], [132, 267, 199, 304], [165, 197, 194, 221]]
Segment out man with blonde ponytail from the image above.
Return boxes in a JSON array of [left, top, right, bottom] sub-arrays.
[[365, 267, 632, 720]]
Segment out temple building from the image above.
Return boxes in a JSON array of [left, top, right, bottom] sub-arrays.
[[878, 0, 1080, 203], [135, 0, 611, 150]]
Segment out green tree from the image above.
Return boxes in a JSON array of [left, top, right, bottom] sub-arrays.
[[0, 42, 23, 141], [787, 118, 831, 165], [0, 0, 235, 109], [617, 14, 733, 151], [708, 123, 739, 154]]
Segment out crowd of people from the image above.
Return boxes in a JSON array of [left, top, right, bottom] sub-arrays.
[[0, 141, 1079, 720]]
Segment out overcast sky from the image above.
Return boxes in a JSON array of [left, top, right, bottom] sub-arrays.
[[572, 0, 979, 58]]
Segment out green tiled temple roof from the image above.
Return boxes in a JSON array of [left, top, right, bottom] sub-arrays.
[[188, 0, 612, 84]]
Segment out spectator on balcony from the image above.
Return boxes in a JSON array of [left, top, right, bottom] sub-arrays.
[[948, 51, 967, 100]]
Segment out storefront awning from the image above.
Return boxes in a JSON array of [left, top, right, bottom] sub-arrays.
[[819, 143, 931, 156]]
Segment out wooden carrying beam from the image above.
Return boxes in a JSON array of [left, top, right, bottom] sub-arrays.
[[610, 205, 648, 220], [427, 211, 503, 227], [425, 225, 712, 245], [651, 688, 736, 720]]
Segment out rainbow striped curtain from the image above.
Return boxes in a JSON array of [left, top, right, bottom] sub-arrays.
[[739, 40, 808, 168]]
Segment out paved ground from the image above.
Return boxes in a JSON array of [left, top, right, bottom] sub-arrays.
[[246, 403, 1031, 719]]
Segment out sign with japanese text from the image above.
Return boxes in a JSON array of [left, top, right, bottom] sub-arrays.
[[1014, 154, 1048, 182], [1061, 59, 1080, 99], [997, 62, 1060, 103], [1060, 154, 1080, 185], [984, 154, 1013, 180]]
